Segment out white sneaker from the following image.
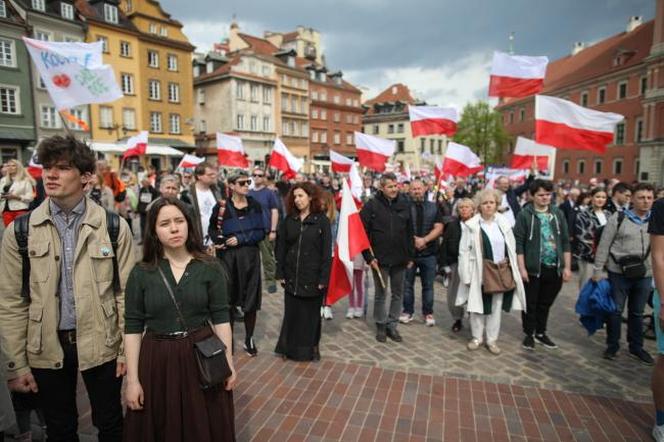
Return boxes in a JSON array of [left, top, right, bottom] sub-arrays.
[[323, 306, 333, 320], [346, 309, 354, 319], [399, 313, 413, 324], [353, 307, 363, 318], [653, 424, 664, 442], [467, 339, 482, 351], [425, 314, 436, 327]]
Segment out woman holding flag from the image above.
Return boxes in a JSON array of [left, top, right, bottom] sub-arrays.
[[275, 182, 331, 361]]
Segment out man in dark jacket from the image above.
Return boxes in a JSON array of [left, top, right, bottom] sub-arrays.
[[495, 173, 534, 219], [137, 177, 159, 241], [361, 173, 415, 343], [514, 179, 572, 351]]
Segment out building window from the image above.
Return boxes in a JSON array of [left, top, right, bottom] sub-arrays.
[[263, 87, 272, 104], [519, 107, 525, 121], [438, 140, 443, 154], [598, 87, 606, 104], [345, 98, 352, 106], [577, 160, 585, 175], [312, 109, 318, 119], [613, 158, 623, 175], [160, 27, 168, 37], [31, 0, 45, 11], [397, 140, 405, 153], [167, 54, 178, 71], [636, 118, 644, 143], [333, 112, 340, 123], [236, 81, 244, 100], [334, 131, 341, 145], [40, 105, 60, 128], [168, 83, 180, 103], [103, 4, 118, 24], [320, 92, 327, 101], [0, 1, 6, 18], [148, 50, 159, 68], [149, 23, 157, 34], [617, 81, 628, 100], [197, 88, 205, 105], [236, 114, 244, 130], [333, 95, 340, 104], [97, 35, 108, 53], [346, 132, 353, 145], [150, 112, 162, 133], [263, 116, 270, 131], [509, 111, 514, 124], [354, 115, 359, 124], [562, 160, 570, 175], [148, 80, 160, 100], [373, 125, 379, 135], [345, 114, 352, 124], [67, 107, 86, 130], [248, 84, 258, 103], [0, 39, 15, 67], [301, 97, 307, 114], [615, 122, 625, 145], [35, 30, 52, 41], [250, 115, 257, 131], [311, 90, 318, 100], [199, 119, 206, 133], [121, 73, 134, 95], [420, 138, 425, 153], [321, 131, 327, 143], [99, 106, 113, 128], [388, 124, 394, 134], [120, 41, 131, 57], [301, 122, 308, 137], [122, 108, 136, 130], [320, 110, 327, 120], [61, 3, 74, 20], [580, 91, 588, 107], [312, 131, 319, 143], [397, 123, 404, 133], [125, 0, 132, 12], [430, 139, 435, 154], [641, 76, 648, 95], [169, 114, 180, 134], [281, 93, 288, 111], [291, 96, 298, 113], [282, 121, 289, 136], [290, 121, 296, 136], [594, 159, 602, 175]]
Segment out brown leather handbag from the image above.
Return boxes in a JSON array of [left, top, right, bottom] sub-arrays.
[[479, 230, 516, 295]]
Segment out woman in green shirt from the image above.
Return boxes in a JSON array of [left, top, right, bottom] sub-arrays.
[[123, 197, 236, 442]]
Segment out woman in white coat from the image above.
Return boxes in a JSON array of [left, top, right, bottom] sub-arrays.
[[457, 188, 526, 355], [0, 159, 34, 226]]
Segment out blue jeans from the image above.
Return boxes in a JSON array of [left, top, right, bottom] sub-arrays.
[[606, 272, 652, 353], [402, 255, 437, 315]]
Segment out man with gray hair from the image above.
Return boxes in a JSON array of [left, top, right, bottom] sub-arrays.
[[361, 173, 415, 343]]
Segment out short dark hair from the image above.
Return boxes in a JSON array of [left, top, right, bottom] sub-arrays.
[[632, 182, 655, 194], [37, 135, 96, 174], [528, 179, 553, 195], [612, 182, 632, 196], [194, 161, 215, 177], [285, 182, 323, 216], [589, 187, 608, 198], [380, 172, 397, 186], [228, 171, 249, 184]]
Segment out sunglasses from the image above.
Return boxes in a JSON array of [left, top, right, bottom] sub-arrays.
[[252, 173, 264, 177], [235, 179, 251, 186]]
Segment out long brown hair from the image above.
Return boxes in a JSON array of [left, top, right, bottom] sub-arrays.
[[141, 197, 213, 268], [285, 182, 323, 217]]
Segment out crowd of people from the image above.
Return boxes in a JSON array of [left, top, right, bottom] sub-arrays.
[[0, 134, 663, 441]]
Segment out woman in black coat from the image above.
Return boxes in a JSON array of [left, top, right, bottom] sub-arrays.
[[275, 182, 332, 361]]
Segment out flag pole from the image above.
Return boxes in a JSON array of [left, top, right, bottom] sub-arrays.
[[368, 246, 386, 289], [57, 110, 76, 137]]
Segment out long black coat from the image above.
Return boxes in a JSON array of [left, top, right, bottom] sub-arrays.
[[275, 213, 332, 298]]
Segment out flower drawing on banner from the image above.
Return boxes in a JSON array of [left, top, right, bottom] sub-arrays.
[[74, 68, 111, 97], [52, 74, 71, 88]]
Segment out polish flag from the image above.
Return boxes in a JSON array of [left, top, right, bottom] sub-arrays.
[[122, 131, 148, 159], [510, 137, 554, 170], [269, 138, 303, 179], [442, 142, 483, 177], [409, 105, 458, 137], [535, 95, 624, 153], [27, 151, 42, 179], [354, 132, 395, 172], [330, 150, 353, 173], [434, 156, 444, 184], [326, 179, 371, 305], [176, 154, 205, 170], [489, 51, 548, 98], [217, 133, 249, 168], [349, 162, 363, 204]]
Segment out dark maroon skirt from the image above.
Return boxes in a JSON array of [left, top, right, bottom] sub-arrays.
[[123, 327, 235, 442]]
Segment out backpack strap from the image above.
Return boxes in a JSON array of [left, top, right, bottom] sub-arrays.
[[105, 210, 121, 293], [14, 213, 31, 302]]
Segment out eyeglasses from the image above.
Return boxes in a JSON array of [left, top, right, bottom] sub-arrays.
[[235, 180, 251, 186], [252, 173, 264, 177]]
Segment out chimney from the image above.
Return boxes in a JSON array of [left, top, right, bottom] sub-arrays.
[[391, 86, 398, 95], [627, 16, 643, 32], [572, 41, 585, 55], [653, 0, 664, 55]]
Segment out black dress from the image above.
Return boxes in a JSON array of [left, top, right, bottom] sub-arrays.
[[274, 213, 332, 361]]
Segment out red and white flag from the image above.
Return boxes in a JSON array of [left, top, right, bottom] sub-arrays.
[[326, 179, 371, 305], [442, 142, 483, 177], [269, 138, 303, 179], [349, 162, 363, 203], [122, 130, 148, 159], [27, 151, 42, 179], [433, 156, 444, 183], [510, 136, 554, 170], [409, 105, 458, 137], [176, 154, 205, 170], [535, 95, 624, 153], [354, 132, 395, 172], [330, 150, 353, 173], [489, 51, 548, 98], [217, 133, 249, 168]]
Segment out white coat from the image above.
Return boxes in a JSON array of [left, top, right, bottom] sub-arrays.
[[0, 176, 34, 211], [456, 213, 526, 314]]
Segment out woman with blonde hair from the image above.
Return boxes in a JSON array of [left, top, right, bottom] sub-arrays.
[[457, 188, 526, 355], [0, 159, 35, 226], [87, 172, 116, 212]]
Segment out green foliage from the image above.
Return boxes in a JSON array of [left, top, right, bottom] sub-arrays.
[[453, 101, 509, 165]]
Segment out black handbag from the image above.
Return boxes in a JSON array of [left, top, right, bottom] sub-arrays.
[[157, 267, 232, 389], [614, 254, 648, 279]]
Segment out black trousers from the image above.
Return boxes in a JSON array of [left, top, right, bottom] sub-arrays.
[[31, 340, 123, 442], [521, 267, 563, 336]]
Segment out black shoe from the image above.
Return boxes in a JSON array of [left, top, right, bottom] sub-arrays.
[[386, 327, 403, 342], [376, 325, 387, 343], [312, 346, 321, 362], [629, 349, 654, 365], [452, 319, 462, 333], [522, 335, 535, 351], [535, 334, 558, 349], [603, 349, 617, 360], [244, 337, 258, 357]]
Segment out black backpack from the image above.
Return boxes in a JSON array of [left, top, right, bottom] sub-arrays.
[[14, 210, 121, 302]]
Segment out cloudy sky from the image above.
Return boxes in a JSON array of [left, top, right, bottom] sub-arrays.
[[161, 0, 653, 109]]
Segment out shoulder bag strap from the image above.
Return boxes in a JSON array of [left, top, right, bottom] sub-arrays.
[[157, 266, 189, 332]]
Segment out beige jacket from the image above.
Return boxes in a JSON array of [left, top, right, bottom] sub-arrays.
[[0, 197, 135, 379]]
